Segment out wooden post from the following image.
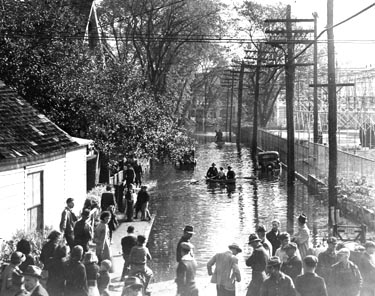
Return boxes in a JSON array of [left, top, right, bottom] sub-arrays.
[[327, 0, 338, 228], [237, 61, 245, 145], [285, 4, 296, 186], [229, 71, 235, 142], [252, 47, 262, 160], [313, 13, 319, 143]]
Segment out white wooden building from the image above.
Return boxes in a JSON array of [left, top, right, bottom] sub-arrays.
[[0, 84, 88, 240]]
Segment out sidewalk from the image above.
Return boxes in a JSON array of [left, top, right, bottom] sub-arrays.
[[108, 213, 155, 295]]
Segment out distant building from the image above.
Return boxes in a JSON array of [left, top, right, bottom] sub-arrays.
[[0, 83, 89, 239]]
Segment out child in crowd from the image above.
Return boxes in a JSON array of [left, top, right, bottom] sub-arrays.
[[98, 259, 112, 296]]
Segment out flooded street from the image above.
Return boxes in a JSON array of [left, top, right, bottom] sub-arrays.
[[144, 141, 330, 288]]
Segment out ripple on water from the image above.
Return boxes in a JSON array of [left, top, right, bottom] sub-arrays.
[[146, 143, 330, 284]]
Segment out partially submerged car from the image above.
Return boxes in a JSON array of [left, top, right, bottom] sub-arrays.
[[257, 151, 281, 172]]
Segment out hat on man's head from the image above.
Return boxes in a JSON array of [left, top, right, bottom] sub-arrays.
[[124, 276, 144, 289], [141, 185, 147, 189], [248, 233, 261, 244], [127, 225, 135, 233], [228, 243, 242, 253], [267, 256, 281, 267], [298, 213, 307, 224], [23, 265, 42, 278], [284, 242, 298, 250], [337, 247, 350, 256], [256, 225, 266, 233], [180, 242, 194, 251], [66, 197, 74, 204], [183, 225, 195, 234], [327, 237, 338, 244], [304, 255, 318, 267], [211, 163, 216, 166], [10, 251, 26, 264], [365, 241, 375, 249]]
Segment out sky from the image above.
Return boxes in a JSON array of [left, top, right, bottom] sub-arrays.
[[223, 0, 375, 68]]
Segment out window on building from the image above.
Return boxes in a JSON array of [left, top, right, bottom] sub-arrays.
[[26, 171, 43, 232]]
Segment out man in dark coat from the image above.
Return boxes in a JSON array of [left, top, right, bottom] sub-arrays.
[[281, 242, 302, 284], [60, 197, 77, 251], [133, 160, 143, 188], [206, 163, 218, 178], [74, 209, 93, 253], [246, 233, 269, 296], [266, 219, 281, 256], [329, 247, 362, 296], [100, 185, 116, 212], [120, 226, 138, 280], [256, 225, 273, 257], [176, 242, 199, 296], [316, 236, 338, 293], [177, 225, 195, 262], [124, 164, 136, 189], [261, 256, 296, 296], [295, 255, 328, 296], [63, 246, 88, 296], [24, 265, 49, 296]]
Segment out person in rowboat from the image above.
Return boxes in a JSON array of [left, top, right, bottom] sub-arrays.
[[206, 163, 218, 179], [217, 167, 226, 180], [227, 166, 236, 180]]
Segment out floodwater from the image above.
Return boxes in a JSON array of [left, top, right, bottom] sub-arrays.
[[145, 141, 331, 288]]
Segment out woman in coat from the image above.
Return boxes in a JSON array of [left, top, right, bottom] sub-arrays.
[[94, 211, 112, 264]]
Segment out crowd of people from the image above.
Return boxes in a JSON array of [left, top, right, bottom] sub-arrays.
[[206, 163, 236, 180], [0, 175, 153, 296], [174, 215, 375, 296]]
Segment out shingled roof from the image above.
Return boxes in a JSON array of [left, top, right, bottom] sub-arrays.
[[0, 85, 79, 162]]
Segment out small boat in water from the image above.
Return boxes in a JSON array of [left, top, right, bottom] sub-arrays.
[[205, 177, 236, 184]]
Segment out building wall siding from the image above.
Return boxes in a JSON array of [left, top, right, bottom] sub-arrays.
[[0, 146, 87, 240]]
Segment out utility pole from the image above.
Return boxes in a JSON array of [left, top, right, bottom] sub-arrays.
[[237, 61, 245, 145], [229, 71, 235, 142], [265, 5, 314, 186], [313, 13, 319, 143], [252, 47, 262, 160], [285, 5, 296, 185], [327, 0, 337, 228]]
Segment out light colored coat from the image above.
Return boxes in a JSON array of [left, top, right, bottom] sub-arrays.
[[207, 250, 241, 291]]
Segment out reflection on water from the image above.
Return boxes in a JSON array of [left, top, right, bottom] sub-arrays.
[[146, 142, 329, 285]]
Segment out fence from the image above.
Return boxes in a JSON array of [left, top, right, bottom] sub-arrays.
[[258, 129, 375, 187]]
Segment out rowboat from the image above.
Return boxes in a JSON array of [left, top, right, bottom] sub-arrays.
[[205, 177, 236, 184]]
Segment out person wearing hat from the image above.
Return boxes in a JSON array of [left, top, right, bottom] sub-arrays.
[[275, 232, 301, 263], [295, 255, 328, 296], [358, 241, 375, 296], [74, 208, 93, 253], [63, 245, 89, 296], [176, 242, 198, 296], [0, 251, 26, 295], [40, 230, 61, 272], [121, 226, 138, 280], [280, 242, 302, 284], [256, 225, 272, 257], [246, 233, 269, 296], [176, 225, 195, 262], [129, 235, 153, 292], [121, 276, 144, 296], [292, 214, 311, 260], [316, 236, 338, 289], [207, 243, 242, 296], [206, 163, 218, 179], [226, 166, 236, 180], [60, 197, 78, 250], [260, 256, 296, 296], [23, 265, 49, 296], [266, 219, 281, 256], [329, 247, 362, 296]]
